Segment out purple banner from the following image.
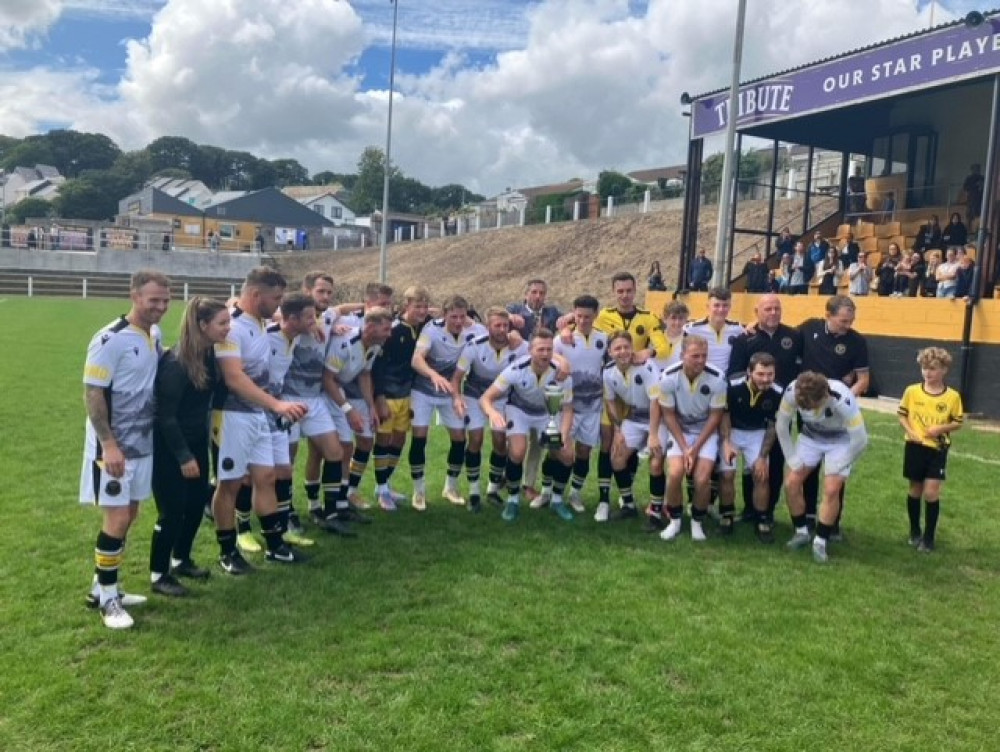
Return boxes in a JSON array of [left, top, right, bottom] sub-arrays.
[[692, 18, 1000, 139]]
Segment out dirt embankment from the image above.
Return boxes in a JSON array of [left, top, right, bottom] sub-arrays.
[[274, 198, 805, 311]]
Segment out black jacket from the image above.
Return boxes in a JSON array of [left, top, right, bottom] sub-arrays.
[[154, 350, 216, 465]]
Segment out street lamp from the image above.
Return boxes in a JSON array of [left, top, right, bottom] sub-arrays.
[[378, 0, 400, 284], [712, 0, 747, 288]]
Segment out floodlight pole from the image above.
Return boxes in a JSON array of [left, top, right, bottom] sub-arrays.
[[378, 0, 400, 284], [712, 0, 747, 288]]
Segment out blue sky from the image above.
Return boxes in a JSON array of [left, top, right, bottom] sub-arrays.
[[0, 0, 980, 193]]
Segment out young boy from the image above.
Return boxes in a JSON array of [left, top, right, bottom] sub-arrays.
[[897, 347, 964, 553]]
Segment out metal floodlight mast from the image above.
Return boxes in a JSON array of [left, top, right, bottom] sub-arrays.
[[712, 0, 747, 289], [378, 0, 400, 284]]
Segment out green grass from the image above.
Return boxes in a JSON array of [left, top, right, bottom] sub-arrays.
[[1, 296, 999, 751]]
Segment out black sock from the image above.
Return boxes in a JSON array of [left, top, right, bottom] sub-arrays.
[[235, 485, 253, 534], [924, 500, 940, 543], [626, 451, 638, 482], [505, 461, 523, 497], [465, 450, 481, 498], [349, 447, 371, 490], [304, 480, 320, 503], [550, 459, 571, 498], [409, 436, 427, 480], [447, 439, 465, 480], [613, 468, 634, 506], [258, 512, 284, 552], [322, 459, 343, 517], [216, 528, 237, 556], [597, 451, 612, 503], [648, 472, 665, 516], [95, 531, 123, 589], [815, 521, 833, 541], [386, 445, 402, 482], [276, 478, 293, 530], [374, 442, 392, 486], [907, 495, 922, 536], [571, 456, 590, 491], [791, 513, 808, 529], [741, 471, 754, 512], [488, 450, 505, 484]]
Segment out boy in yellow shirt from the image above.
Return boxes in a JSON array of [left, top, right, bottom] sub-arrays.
[[897, 347, 964, 552]]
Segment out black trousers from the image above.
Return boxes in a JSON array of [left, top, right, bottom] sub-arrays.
[[150, 438, 211, 575]]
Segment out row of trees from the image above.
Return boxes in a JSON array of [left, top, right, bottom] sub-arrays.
[[0, 131, 483, 221]]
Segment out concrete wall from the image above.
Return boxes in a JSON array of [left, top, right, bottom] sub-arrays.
[[0, 246, 261, 279]]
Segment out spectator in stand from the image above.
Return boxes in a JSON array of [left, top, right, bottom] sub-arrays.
[[963, 164, 984, 226], [775, 227, 795, 258], [777, 253, 793, 294], [881, 191, 896, 222], [955, 249, 977, 299], [914, 215, 943, 253], [767, 269, 781, 293], [689, 248, 713, 291], [848, 252, 873, 296], [208, 231, 220, 253], [847, 166, 866, 216], [893, 250, 917, 297], [936, 247, 960, 298], [27, 229, 37, 250], [840, 231, 860, 268], [922, 250, 942, 297], [877, 242, 904, 297], [807, 230, 829, 268], [942, 212, 967, 249], [647, 261, 667, 291], [815, 248, 842, 296], [908, 251, 927, 297], [788, 241, 814, 296], [743, 252, 769, 293]]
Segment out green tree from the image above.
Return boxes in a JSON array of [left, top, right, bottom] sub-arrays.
[[270, 159, 310, 187], [0, 137, 56, 172], [352, 146, 399, 215], [55, 170, 139, 220], [147, 136, 201, 173], [312, 171, 356, 190], [597, 170, 633, 200], [5, 197, 53, 224], [44, 130, 120, 176]]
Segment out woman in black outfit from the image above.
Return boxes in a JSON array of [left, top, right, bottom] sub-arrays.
[[149, 297, 230, 596], [942, 212, 967, 248]]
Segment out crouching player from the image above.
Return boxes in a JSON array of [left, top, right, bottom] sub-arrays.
[[649, 335, 727, 542], [777, 371, 868, 563], [897, 347, 963, 553], [599, 331, 662, 527], [481, 329, 575, 522], [718, 352, 782, 542]]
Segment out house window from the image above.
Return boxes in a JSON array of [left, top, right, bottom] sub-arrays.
[[313, 205, 325, 217], [219, 224, 236, 239], [331, 207, 342, 219], [217, 207, 226, 216]]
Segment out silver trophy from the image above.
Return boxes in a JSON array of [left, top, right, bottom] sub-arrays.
[[541, 384, 565, 449]]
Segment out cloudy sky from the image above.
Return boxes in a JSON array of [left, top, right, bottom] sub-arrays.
[[0, 0, 979, 195]]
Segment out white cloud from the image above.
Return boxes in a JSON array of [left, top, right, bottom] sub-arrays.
[[0, 0, 63, 50], [0, 0, 983, 196]]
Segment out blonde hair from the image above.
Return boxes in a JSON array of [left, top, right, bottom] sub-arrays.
[[917, 347, 952, 371], [176, 297, 228, 389], [403, 285, 431, 304]]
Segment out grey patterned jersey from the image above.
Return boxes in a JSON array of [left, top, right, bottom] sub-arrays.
[[457, 336, 529, 399], [412, 320, 484, 396], [493, 357, 573, 417], [281, 315, 334, 399], [83, 317, 162, 459], [325, 329, 381, 400], [213, 306, 270, 413], [554, 329, 608, 412]]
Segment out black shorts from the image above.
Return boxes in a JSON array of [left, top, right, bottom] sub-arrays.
[[903, 442, 948, 482]]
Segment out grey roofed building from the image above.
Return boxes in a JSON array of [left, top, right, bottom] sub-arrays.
[[203, 186, 336, 226], [118, 186, 206, 218]]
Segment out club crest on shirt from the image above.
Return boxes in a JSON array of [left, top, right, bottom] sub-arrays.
[[105, 480, 122, 496], [936, 402, 948, 413], [781, 337, 794, 350], [834, 343, 847, 355], [636, 325, 645, 336], [700, 385, 711, 395]]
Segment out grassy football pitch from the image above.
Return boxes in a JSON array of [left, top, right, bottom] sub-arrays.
[[0, 296, 998, 751]]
